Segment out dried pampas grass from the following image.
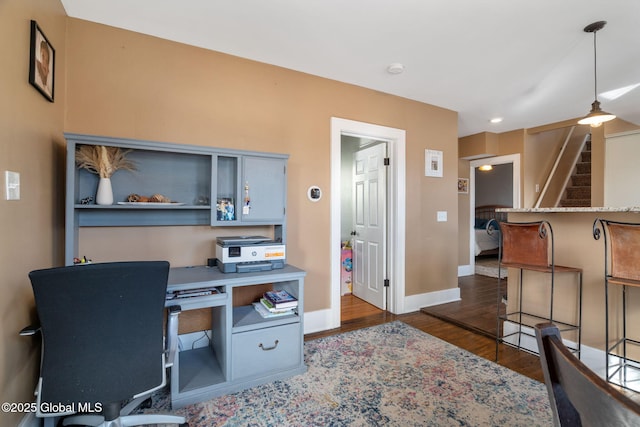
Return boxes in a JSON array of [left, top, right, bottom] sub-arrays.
[[76, 145, 136, 178]]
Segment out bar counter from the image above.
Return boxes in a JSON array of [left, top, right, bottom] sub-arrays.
[[494, 207, 640, 368]]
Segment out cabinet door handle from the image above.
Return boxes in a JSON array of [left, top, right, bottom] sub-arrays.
[[258, 340, 279, 351]]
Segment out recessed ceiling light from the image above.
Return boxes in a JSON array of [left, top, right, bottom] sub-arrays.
[[387, 63, 405, 75], [489, 117, 503, 124]]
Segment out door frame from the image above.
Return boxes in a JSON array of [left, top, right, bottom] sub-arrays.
[[468, 154, 521, 272], [330, 118, 406, 329]]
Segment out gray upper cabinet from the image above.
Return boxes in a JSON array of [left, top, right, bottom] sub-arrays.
[[242, 156, 287, 223], [65, 133, 288, 265], [212, 154, 287, 226]]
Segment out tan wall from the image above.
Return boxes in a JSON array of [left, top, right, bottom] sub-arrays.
[[523, 128, 568, 207], [0, 1, 67, 425], [457, 159, 471, 264], [457, 130, 525, 267], [0, 9, 459, 424], [64, 18, 459, 304], [458, 132, 499, 159]]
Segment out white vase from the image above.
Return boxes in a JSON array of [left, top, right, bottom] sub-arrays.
[[96, 177, 114, 205]]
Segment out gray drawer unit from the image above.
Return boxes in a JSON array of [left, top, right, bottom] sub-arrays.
[[166, 265, 306, 409], [231, 323, 302, 380]]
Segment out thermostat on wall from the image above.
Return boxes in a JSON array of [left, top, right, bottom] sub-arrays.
[[307, 186, 322, 202]]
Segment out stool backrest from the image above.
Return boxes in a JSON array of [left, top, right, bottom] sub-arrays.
[[535, 322, 640, 426], [500, 221, 549, 267], [607, 222, 640, 281]]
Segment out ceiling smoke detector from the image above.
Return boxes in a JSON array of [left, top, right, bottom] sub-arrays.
[[387, 63, 405, 75]]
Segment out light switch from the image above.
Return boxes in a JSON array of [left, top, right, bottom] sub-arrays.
[[5, 171, 20, 201], [437, 211, 447, 222]]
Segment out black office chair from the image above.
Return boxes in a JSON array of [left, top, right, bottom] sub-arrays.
[[22, 261, 187, 427], [535, 323, 640, 427]]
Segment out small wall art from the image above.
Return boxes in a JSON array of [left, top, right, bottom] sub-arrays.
[[29, 20, 55, 102], [425, 149, 443, 177], [457, 178, 469, 194]]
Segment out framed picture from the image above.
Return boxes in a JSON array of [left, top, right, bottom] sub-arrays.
[[29, 20, 55, 102], [425, 149, 443, 177], [457, 178, 469, 194]]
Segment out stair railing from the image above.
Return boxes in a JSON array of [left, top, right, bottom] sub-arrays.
[[534, 126, 589, 208]]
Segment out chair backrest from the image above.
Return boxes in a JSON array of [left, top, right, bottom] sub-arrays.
[[29, 261, 170, 406], [535, 322, 640, 427], [499, 221, 550, 267], [605, 221, 640, 281]]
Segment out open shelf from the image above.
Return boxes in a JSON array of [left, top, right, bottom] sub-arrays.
[[232, 305, 299, 333], [178, 347, 225, 393]]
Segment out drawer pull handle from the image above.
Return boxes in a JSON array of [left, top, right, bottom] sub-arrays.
[[259, 340, 279, 351]]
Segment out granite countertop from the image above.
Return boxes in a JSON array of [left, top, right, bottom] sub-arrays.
[[496, 207, 640, 213]]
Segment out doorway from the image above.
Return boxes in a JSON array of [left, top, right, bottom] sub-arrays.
[[468, 154, 521, 274], [330, 118, 406, 329], [345, 138, 387, 310]]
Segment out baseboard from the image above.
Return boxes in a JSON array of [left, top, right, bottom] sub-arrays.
[[304, 287, 462, 334], [501, 321, 606, 379], [405, 287, 461, 312], [458, 264, 473, 277], [303, 308, 336, 335]]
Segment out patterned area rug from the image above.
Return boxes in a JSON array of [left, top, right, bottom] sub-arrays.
[[152, 321, 552, 426]]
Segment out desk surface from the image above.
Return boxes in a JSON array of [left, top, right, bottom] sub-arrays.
[[167, 264, 306, 292]]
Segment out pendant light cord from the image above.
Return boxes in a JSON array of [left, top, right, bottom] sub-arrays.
[[593, 30, 598, 102]]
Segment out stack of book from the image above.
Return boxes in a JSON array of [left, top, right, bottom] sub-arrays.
[[253, 289, 298, 318]]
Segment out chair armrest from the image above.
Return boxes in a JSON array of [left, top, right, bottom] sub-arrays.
[[19, 324, 41, 336], [165, 305, 181, 367]]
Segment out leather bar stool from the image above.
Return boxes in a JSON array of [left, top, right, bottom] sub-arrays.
[[495, 220, 582, 361], [594, 219, 640, 392]]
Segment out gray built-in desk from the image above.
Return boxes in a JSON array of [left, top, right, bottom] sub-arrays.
[[63, 134, 302, 407], [165, 265, 307, 408]]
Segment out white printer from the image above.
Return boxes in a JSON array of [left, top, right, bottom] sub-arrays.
[[215, 236, 286, 273]]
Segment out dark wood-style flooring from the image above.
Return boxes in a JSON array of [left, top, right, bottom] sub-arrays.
[[305, 275, 544, 383], [420, 274, 505, 338]]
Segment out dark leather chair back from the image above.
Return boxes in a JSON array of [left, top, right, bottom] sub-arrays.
[[29, 261, 169, 407], [499, 221, 549, 267], [535, 323, 640, 426]]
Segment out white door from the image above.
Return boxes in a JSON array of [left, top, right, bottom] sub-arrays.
[[352, 143, 387, 310]]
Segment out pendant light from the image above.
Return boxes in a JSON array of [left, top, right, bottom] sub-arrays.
[[578, 21, 616, 127]]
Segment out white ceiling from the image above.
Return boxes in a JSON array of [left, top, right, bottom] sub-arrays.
[[60, 0, 640, 137]]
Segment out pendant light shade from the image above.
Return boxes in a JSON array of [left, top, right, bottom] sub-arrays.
[[578, 21, 616, 128]]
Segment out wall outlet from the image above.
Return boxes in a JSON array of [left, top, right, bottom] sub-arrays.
[[437, 211, 447, 222], [535, 184, 540, 193]]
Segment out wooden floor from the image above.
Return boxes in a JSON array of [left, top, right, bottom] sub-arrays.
[[420, 274, 505, 338], [305, 276, 544, 383]]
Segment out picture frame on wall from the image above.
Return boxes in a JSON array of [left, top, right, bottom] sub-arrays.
[[28, 20, 55, 102], [425, 149, 443, 177], [457, 178, 469, 194]]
